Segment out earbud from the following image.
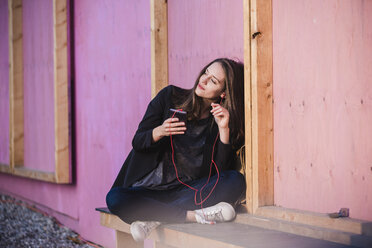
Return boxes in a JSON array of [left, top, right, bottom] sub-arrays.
[[219, 93, 226, 104]]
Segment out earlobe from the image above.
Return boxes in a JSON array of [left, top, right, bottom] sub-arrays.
[[220, 92, 226, 99]]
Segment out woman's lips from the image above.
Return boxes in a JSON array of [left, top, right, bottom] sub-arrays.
[[198, 84, 205, 90]]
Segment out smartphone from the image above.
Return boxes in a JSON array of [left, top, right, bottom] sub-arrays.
[[169, 108, 187, 124]]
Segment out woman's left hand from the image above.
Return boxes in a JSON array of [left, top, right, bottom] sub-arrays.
[[210, 103, 229, 129]]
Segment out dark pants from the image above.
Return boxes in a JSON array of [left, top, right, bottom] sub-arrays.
[[106, 170, 246, 224]]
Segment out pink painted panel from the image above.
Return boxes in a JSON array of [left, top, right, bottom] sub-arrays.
[[0, 0, 244, 247], [23, 0, 55, 171], [73, 0, 151, 246], [168, 0, 244, 88], [0, 1, 77, 223], [1, 0, 151, 247], [0, 0, 9, 165], [273, 0, 372, 221]]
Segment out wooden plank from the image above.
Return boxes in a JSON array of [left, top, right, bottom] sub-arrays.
[[12, 167, 56, 182], [149, 225, 244, 248], [100, 212, 132, 234], [255, 206, 372, 236], [150, 0, 168, 98], [0, 165, 57, 182], [8, 0, 24, 169], [53, 0, 70, 183], [115, 230, 143, 248], [250, 0, 273, 212], [153, 241, 176, 248], [243, 0, 253, 213], [235, 214, 359, 246], [0, 164, 12, 174], [0, 163, 59, 182]]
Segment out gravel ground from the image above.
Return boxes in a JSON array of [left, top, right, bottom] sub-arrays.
[[0, 194, 102, 248]]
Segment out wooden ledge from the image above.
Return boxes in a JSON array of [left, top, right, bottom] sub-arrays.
[[96, 207, 372, 248], [96, 208, 244, 248], [253, 206, 372, 236]]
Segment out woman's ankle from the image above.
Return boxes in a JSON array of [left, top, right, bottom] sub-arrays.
[[185, 211, 197, 222]]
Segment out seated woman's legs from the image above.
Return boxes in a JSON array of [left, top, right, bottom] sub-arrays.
[[170, 170, 246, 211], [106, 186, 187, 224], [105, 170, 245, 224]]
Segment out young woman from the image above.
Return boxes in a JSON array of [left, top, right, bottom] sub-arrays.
[[106, 58, 246, 242]]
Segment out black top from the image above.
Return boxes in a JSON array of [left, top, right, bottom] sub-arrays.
[[132, 116, 213, 189], [110, 85, 236, 189]]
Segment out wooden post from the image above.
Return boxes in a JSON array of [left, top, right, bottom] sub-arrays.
[[150, 0, 168, 98], [244, 0, 274, 213], [8, 0, 24, 170], [243, 0, 253, 214], [53, 0, 70, 183], [251, 0, 274, 211]]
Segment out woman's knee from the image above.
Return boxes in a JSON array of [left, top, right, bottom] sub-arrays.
[[106, 187, 130, 213], [220, 170, 246, 191], [106, 188, 119, 212], [106, 187, 137, 223]]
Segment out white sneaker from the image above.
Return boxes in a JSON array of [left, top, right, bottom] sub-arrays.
[[194, 202, 236, 224], [130, 221, 161, 242]]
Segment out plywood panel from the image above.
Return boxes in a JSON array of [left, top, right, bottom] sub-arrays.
[[23, 0, 54, 172], [168, 0, 244, 89], [273, 0, 372, 221]]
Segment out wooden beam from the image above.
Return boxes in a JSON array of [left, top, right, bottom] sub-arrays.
[[8, 0, 24, 169], [243, 0, 253, 213], [254, 206, 372, 236], [12, 167, 56, 182], [250, 0, 273, 212], [116, 230, 142, 248], [53, 0, 70, 183], [0, 164, 57, 182], [150, 0, 168, 98], [0, 164, 12, 174], [100, 211, 132, 234]]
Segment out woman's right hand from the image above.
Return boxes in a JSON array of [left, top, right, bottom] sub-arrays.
[[152, 118, 186, 143]]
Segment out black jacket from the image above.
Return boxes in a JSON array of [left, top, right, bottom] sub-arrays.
[[111, 85, 235, 189]]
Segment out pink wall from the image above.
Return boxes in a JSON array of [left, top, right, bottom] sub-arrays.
[[2, 0, 370, 247], [23, 0, 55, 172], [168, 0, 244, 88], [0, 0, 9, 165], [0, 1, 244, 247], [73, 0, 151, 246], [0, 0, 151, 247], [273, 0, 372, 221]]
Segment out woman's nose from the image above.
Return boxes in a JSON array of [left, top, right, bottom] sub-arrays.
[[201, 75, 210, 84]]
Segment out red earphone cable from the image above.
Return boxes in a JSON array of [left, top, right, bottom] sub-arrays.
[[169, 109, 221, 208]]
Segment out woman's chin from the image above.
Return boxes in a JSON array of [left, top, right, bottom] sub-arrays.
[[195, 89, 203, 97]]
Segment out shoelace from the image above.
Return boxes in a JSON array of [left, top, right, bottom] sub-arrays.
[[140, 222, 159, 235], [204, 208, 224, 222]]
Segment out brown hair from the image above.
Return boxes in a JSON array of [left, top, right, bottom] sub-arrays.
[[175, 58, 245, 149]]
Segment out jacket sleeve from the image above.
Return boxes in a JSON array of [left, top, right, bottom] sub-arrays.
[[213, 140, 233, 171], [131, 86, 170, 152]]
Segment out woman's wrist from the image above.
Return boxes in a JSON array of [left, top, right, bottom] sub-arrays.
[[152, 126, 163, 143], [218, 127, 230, 144]]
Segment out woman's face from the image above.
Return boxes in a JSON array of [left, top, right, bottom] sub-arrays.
[[195, 62, 226, 100]]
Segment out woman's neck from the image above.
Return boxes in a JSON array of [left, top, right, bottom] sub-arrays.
[[199, 99, 213, 119]]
